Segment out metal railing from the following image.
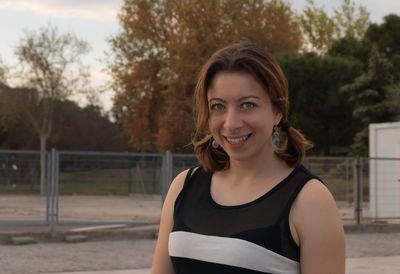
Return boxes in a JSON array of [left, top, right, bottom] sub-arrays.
[[1, 149, 400, 233]]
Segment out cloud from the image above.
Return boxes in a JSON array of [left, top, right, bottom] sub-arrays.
[[0, 0, 122, 22]]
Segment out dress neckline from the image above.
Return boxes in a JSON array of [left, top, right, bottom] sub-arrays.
[[207, 165, 301, 209]]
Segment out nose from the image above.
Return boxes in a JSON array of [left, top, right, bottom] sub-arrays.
[[224, 108, 243, 132]]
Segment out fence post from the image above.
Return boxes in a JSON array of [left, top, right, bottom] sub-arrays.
[[162, 150, 173, 205], [55, 151, 60, 225], [354, 157, 362, 224], [128, 166, 133, 194], [345, 158, 349, 203], [46, 152, 51, 226], [304, 157, 310, 170], [50, 148, 57, 236]]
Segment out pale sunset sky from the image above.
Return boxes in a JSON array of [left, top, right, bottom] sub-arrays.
[[0, 0, 399, 110]]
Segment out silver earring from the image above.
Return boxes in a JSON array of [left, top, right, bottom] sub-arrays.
[[212, 138, 219, 149], [273, 125, 280, 146]]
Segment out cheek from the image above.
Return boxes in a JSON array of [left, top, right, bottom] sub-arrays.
[[208, 115, 222, 133], [250, 111, 276, 132]]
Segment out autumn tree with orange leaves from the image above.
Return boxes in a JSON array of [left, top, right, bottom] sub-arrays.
[[108, 0, 302, 152]]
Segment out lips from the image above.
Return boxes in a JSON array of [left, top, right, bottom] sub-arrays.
[[225, 134, 251, 145]]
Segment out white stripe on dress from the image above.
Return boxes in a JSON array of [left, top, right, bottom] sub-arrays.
[[169, 231, 300, 274]]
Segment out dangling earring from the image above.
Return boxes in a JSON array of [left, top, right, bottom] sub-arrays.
[[273, 125, 280, 147], [212, 138, 219, 149]]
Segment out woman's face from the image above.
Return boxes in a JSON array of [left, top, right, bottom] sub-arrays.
[[207, 72, 282, 162]]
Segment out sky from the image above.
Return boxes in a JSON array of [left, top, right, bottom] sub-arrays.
[[0, 0, 399, 111]]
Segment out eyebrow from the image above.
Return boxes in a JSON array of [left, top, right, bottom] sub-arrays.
[[208, 95, 261, 103]]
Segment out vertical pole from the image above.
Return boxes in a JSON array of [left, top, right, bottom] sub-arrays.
[[353, 158, 357, 219], [152, 157, 157, 193], [162, 150, 173, 206], [345, 158, 349, 203], [46, 152, 51, 225], [55, 151, 60, 224], [360, 158, 364, 221], [128, 164, 132, 194], [355, 157, 362, 224], [374, 157, 378, 218], [161, 155, 166, 206], [166, 150, 173, 190], [136, 162, 146, 194], [305, 157, 310, 170], [50, 148, 56, 236]]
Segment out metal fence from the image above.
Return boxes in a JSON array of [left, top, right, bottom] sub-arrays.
[[0, 150, 49, 194], [304, 157, 355, 220], [58, 151, 165, 196], [1, 149, 400, 232], [0, 150, 51, 227], [362, 157, 400, 221]]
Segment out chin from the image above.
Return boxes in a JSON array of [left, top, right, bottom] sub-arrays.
[[225, 151, 253, 163]]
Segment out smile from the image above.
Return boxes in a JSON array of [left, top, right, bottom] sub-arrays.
[[225, 134, 251, 145]]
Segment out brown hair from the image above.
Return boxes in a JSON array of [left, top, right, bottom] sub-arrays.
[[192, 42, 312, 171]]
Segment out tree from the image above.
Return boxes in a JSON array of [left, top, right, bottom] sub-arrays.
[[386, 83, 400, 120], [341, 47, 396, 155], [0, 85, 129, 152], [327, 36, 370, 66], [0, 58, 8, 84], [333, 15, 400, 155], [108, 0, 302, 152], [3, 25, 91, 195], [49, 101, 130, 152], [364, 14, 400, 74], [278, 53, 363, 155], [329, 14, 400, 70], [300, 0, 370, 53], [0, 83, 39, 150]]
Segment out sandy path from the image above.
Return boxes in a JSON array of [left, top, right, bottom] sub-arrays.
[[1, 232, 400, 274], [0, 195, 162, 223], [0, 239, 156, 274]]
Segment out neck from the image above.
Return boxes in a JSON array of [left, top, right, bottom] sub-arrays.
[[225, 146, 287, 185]]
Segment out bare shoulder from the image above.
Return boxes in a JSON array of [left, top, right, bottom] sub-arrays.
[[165, 167, 199, 205], [291, 179, 345, 273], [165, 169, 190, 203], [298, 179, 337, 208], [168, 169, 188, 194], [292, 179, 340, 229], [151, 167, 198, 274]]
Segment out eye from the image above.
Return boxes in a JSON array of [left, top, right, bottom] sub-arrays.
[[210, 103, 224, 111], [242, 102, 255, 109]]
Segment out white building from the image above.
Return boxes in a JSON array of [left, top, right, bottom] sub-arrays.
[[369, 122, 400, 219]]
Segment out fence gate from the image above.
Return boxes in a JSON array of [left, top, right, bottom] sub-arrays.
[[49, 150, 165, 231], [0, 150, 51, 229]]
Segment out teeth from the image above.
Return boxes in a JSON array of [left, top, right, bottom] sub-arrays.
[[226, 135, 249, 144]]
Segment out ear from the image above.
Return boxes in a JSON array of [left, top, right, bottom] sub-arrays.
[[274, 111, 283, 126]]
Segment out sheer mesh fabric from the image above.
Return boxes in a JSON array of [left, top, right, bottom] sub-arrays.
[[169, 165, 319, 274]]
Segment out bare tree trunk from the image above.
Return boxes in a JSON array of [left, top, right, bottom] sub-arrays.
[[40, 134, 47, 196]]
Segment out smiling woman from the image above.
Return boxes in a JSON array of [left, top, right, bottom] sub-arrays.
[[151, 43, 345, 274], [193, 42, 312, 171], [206, 73, 281, 164]]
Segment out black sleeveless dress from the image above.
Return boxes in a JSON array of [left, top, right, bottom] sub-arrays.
[[169, 165, 320, 274]]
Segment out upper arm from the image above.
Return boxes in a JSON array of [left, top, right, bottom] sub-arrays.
[[151, 169, 189, 274], [291, 179, 345, 274]]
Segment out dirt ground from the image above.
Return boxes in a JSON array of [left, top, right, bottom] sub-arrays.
[[1, 195, 400, 273], [1, 232, 400, 273], [0, 194, 362, 224], [0, 194, 162, 224], [0, 239, 157, 274]]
